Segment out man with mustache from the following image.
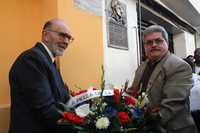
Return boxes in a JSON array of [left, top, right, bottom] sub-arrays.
[[9, 19, 75, 133], [128, 25, 198, 133]]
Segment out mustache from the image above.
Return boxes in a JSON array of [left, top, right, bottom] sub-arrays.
[[150, 49, 160, 52], [59, 43, 68, 48]]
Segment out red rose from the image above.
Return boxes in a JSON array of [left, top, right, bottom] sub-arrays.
[[124, 96, 136, 105], [117, 112, 130, 124], [73, 89, 87, 96], [92, 87, 98, 90], [63, 112, 84, 124], [113, 89, 120, 103]]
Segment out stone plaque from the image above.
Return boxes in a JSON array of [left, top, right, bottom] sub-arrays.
[[106, 0, 128, 50], [109, 20, 128, 49]]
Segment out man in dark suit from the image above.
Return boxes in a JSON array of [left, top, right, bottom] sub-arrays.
[[128, 25, 198, 133], [9, 19, 74, 133]]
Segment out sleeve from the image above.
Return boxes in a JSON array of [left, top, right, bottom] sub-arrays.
[[15, 55, 62, 125], [160, 61, 193, 124]]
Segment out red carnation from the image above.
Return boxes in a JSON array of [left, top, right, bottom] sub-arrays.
[[63, 112, 85, 124], [113, 89, 120, 104], [73, 89, 87, 96], [92, 87, 98, 90], [117, 112, 130, 125], [124, 96, 136, 105]]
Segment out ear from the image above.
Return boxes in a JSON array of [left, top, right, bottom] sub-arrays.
[[42, 31, 49, 42]]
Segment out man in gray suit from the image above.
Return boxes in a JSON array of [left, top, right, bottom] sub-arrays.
[[128, 25, 198, 133]]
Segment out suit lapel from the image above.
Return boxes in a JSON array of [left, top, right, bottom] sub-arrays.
[[35, 42, 53, 63], [145, 62, 162, 93], [34, 43, 64, 101], [134, 61, 148, 94], [146, 52, 170, 93]]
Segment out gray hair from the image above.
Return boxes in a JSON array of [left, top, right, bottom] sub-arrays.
[[143, 25, 169, 43]]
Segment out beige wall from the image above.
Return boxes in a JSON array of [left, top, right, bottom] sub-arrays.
[[174, 31, 196, 58], [0, 0, 42, 104], [58, 0, 103, 91], [0, 0, 103, 132], [0, 0, 103, 104]]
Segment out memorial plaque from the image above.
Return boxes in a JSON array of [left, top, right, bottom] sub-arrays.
[[106, 0, 128, 50], [109, 20, 128, 49]]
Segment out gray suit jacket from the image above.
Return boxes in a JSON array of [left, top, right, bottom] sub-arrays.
[[130, 52, 197, 132]]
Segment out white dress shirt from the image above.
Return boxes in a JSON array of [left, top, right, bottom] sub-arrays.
[[40, 41, 55, 63]]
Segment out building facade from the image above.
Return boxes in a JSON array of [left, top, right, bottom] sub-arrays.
[[0, 0, 200, 132]]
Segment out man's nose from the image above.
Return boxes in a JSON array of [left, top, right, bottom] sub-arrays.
[[151, 40, 157, 46]]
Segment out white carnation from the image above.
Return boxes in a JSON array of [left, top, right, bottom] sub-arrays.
[[143, 95, 149, 104], [142, 92, 146, 98], [95, 117, 110, 129]]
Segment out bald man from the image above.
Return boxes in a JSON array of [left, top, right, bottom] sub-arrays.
[[9, 19, 74, 133]]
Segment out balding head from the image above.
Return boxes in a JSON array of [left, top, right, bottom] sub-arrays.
[[43, 18, 71, 33], [41, 18, 73, 57]]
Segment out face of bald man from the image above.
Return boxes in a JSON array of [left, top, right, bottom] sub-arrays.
[[43, 20, 73, 56]]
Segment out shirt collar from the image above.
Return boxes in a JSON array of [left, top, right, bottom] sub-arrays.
[[148, 51, 169, 65], [40, 41, 55, 63]]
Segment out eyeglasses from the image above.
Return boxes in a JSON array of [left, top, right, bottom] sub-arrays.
[[144, 38, 164, 46], [44, 30, 74, 43]]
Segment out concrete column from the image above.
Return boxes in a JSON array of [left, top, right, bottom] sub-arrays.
[[173, 31, 195, 58]]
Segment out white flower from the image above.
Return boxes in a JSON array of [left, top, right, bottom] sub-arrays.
[[95, 117, 110, 129], [141, 92, 149, 104], [138, 93, 149, 107], [142, 92, 146, 98], [143, 95, 149, 104], [75, 104, 90, 117]]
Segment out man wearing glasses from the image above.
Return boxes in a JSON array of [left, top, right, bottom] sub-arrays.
[[128, 25, 198, 133], [9, 19, 75, 133]]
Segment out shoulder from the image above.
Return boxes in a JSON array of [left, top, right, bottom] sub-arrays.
[[12, 44, 48, 69], [135, 60, 148, 73], [19, 44, 47, 62], [164, 54, 190, 69], [162, 54, 192, 75], [165, 54, 186, 65]]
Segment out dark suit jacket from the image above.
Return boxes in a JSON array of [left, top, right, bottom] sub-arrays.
[[9, 43, 70, 133], [129, 52, 197, 133]]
